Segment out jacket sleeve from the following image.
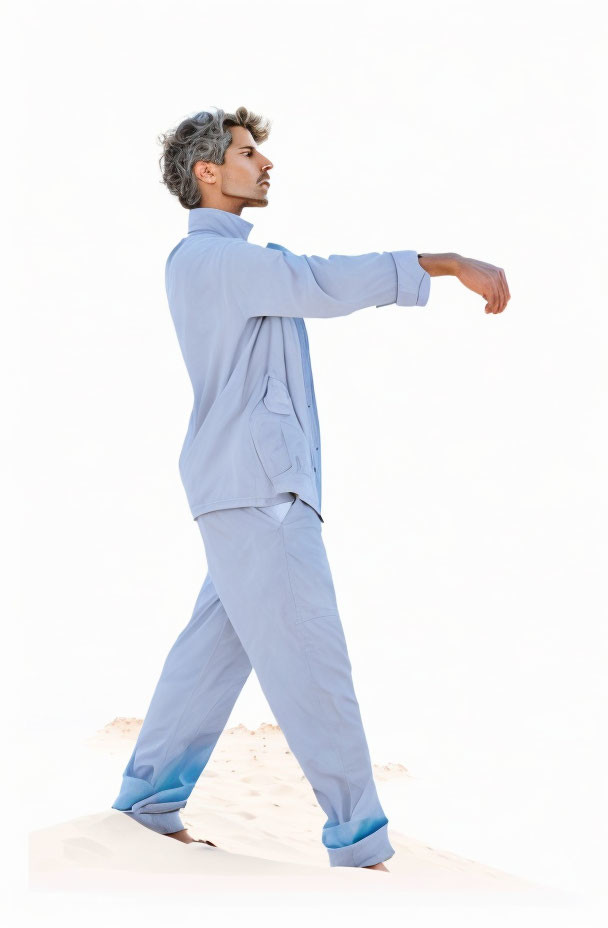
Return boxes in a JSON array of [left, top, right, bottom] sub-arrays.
[[221, 239, 431, 319]]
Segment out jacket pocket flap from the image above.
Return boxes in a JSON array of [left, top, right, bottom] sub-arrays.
[[263, 377, 293, 415]]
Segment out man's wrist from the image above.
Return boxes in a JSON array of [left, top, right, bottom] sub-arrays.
[[417, 252, 461, 277]]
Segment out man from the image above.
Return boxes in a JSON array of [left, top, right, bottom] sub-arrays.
[[111, 106, 510, 871]]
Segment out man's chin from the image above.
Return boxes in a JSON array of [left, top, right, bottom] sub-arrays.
[[238, 191, 269, 208]]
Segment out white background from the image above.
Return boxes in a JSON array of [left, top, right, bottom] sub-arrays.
[[11, 0, 607, 913]]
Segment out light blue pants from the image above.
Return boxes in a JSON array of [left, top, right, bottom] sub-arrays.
[[112, 494, 394, 867]]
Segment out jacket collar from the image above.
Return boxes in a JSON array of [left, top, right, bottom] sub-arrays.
[[188, 207, 253, 240]]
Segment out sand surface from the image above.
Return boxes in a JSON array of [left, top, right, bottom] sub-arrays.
[[28, 718, 569, 905]]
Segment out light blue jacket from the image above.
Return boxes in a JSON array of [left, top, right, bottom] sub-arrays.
[[165, 207, 431, 523]]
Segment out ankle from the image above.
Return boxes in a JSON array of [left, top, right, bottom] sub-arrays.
[[166, 828, 194, 844]]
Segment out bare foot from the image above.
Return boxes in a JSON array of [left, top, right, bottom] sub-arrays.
[[363, 861, 389, 871], [166, 828, 216, 847]]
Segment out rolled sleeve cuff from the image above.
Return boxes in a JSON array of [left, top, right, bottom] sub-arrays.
[[378, 250, 431, 308], [326, 820, 395, 868], [119, 808, 185, 835]]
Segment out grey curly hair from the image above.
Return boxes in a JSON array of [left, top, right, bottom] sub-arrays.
[[157, 105, 272, 210]]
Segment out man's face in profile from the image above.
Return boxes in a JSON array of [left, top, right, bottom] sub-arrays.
[[213, 125, 273, 208]]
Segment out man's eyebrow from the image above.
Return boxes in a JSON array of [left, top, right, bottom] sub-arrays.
[[238, 145, 257, 152]]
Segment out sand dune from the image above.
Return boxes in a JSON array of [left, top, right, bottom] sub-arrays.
[[28, 719, 564, 903]]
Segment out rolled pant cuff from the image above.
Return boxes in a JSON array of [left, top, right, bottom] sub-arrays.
[[120, 808, 185, 836], [326, 821, 395, 868]]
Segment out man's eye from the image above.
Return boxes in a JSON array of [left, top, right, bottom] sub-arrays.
[[244, 151, 252, 156]]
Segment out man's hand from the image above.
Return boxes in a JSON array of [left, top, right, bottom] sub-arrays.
[[417, 253, 511, 314], [454, 256, 510, 314]]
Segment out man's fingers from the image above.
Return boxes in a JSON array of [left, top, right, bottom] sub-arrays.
[[495, 271, 507, 313], [484, 284, 496, 313], [488, 268, 510, 313], [470, 261, 510, 313], [484, 275, 501, 313], [497, 268, 511, 312]]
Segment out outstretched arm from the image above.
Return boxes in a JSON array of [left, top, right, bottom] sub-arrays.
[[222, 239, 431, 320]]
